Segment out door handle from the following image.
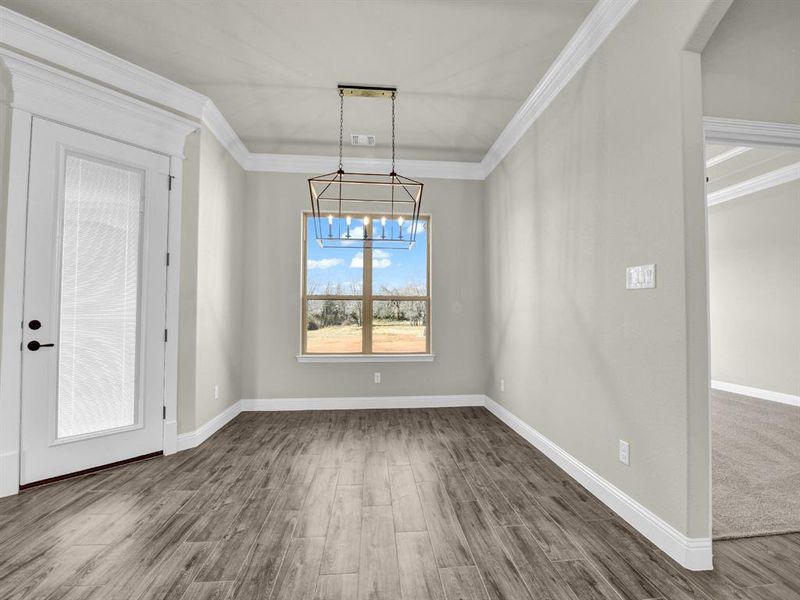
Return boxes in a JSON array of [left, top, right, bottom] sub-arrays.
[[27, 341, 55, 351]]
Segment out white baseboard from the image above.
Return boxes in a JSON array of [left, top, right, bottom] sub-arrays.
[[711, 380, 800, 408], [177, 400, 242, 451], [240, 394, 486, 412], [484, 397, 713, 571]]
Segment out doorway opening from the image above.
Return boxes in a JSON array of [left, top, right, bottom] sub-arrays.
[[705, 138, 800, 540]]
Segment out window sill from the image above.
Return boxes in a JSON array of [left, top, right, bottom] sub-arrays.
[[296, 354, 435, 363]]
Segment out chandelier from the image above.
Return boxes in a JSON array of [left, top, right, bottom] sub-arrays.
[[308, 85, 423, 250]]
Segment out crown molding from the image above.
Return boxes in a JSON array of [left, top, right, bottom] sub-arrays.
[[707, 161, 800, 206], [201, 100, 250, 169], [480, 0, 639, 176], [0, 49, 198, 157], [705, 145, 750, 168], [245, 153, 486, 180], [704, 117, 800, 149]]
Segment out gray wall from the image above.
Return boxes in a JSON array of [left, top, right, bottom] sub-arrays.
[[708, 182, 800, 396], [241, 172, 486, 400], [177, 127, 245, 433], [702, 0, 800, 124], [483, 0, 713, 537]]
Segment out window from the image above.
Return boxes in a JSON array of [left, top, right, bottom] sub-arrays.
[[302, 213, 430, 355]]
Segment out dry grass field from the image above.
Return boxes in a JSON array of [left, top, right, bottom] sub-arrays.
[[307, 322, 426, 353]]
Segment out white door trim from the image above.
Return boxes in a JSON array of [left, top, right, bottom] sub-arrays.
[[0, 52, 197, 497], [0, 107, 33, 497], [162, 157, 183, 454]]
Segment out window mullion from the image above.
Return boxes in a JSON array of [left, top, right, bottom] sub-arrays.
[[363, 242, 373, 353]]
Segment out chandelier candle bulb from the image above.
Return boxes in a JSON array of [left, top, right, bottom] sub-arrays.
[[363, 216, 370, 238], [381, 216, 387, 239], [346, 215, 352, 238], [398, 216, 404, 239], [327, 214, 333, 237]]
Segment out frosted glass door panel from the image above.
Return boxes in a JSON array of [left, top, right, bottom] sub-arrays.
[[57, 154, 144, 439]]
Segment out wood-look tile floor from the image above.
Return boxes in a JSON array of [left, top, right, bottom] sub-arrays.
[[1, 408, 799, 600]]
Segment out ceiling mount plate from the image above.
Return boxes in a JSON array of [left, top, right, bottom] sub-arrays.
[[338, 84, 397, 98]]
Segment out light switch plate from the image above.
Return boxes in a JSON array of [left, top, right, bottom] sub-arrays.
[[626, 264, 656, 289]]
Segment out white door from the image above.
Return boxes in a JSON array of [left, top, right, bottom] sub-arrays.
[[20, 118, 171, 485]]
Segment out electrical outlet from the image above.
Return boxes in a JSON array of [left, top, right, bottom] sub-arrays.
[[214, 385, 219, 400], [374, 372, 381, 384], [619, 440, 630, 466], [500, 378, 505, 393]]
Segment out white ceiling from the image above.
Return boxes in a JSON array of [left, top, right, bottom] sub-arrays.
[[1, 0, 597, 161]]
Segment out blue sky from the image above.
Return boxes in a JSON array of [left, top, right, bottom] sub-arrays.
[[307, 218, 427, 294]]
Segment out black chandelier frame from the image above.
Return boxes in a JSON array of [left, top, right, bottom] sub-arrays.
[[308, 85, 424, 250]]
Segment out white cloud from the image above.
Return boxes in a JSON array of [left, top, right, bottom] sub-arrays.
[[308, 258, 343, 270], [350, 250, 392, 269]]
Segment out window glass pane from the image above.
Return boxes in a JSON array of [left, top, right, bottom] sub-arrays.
[[372, 221, 427, 296], [58, 154, 143, 438], [306, 218, 362, 295], [372, 300, 427, 353], [306, 299, 363, 353]]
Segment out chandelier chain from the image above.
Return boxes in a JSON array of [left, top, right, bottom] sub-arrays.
[[391, 92, 396, 174], [338, 89, 344, 171]]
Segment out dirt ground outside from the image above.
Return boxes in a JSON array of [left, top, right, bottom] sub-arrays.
[[306, 322, 426, 353]]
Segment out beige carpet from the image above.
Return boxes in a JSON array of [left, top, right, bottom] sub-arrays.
[[712, 388, 800, 540]]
